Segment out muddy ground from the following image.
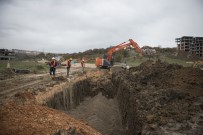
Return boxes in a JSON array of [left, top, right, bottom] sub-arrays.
[[0, 61, 203, 135], [112, 60, 203, 134]]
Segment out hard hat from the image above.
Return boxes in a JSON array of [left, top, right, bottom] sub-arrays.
[[70, 58, 72, 60], [52, 57, 55, 60]]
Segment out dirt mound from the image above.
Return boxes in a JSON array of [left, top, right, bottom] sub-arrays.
[[14, 91, 36, 104], [112, 60, 203, 134], [128, 60, 203, 91], [176, 51, 201, 61], [0, 71, 105, 135], [0, 68, 15, 80], [0, 102, 102, 135]]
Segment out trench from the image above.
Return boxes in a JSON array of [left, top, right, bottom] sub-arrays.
[[47, 63, 203, 135], [46, 78, 126, 135]]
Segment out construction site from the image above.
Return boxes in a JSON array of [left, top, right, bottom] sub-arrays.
[[0, 39, 203, 135]]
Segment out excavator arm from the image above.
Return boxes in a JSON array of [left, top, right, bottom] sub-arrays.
[[129, 39, 142, 53], [96, 39, 142, 68], [107, 41, 128, 62], [107, 39, 142, 61]]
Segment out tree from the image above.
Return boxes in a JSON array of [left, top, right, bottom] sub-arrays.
[[114, 53, 123, 62], [122, 50, 129, 57]]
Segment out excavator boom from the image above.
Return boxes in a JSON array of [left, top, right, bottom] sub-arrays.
[[96, 39, 142, 68]]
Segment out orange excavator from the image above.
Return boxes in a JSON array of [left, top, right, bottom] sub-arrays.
[[95, 39, 142, 69]]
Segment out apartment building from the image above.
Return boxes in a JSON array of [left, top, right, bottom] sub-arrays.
[[176, 36, 203, 57]]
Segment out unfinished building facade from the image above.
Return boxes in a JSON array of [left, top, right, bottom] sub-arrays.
[[0, 49, 15, 60], [176, 36, 203, 57]]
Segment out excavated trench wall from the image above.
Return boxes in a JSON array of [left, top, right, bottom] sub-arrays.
[[112, 62, 203, 135], [112, 72, 142, 135], [46, 76, 125, 135], [46, 80, 91, 111], [47, 63, 203, 135], [46, 72, 141, 135]]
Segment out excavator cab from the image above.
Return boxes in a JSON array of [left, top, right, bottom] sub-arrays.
[[95, 57, 112, 69]]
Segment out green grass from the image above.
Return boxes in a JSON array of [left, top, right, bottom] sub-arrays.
[[0, 60, 49, 73]]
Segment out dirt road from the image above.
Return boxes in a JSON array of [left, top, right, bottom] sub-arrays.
[[0, 63, 96, 103]]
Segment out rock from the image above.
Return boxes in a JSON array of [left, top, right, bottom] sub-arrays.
[[148, 124, 157, 130], [146, 114, 156, 123], [68, 126, 76, 134], [54, 127, 76, 135]]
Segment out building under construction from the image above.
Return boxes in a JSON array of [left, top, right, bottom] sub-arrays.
[[0, 49, 15, 60], [176, 36, 203, 57]]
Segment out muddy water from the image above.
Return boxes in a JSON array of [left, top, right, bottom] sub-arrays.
[[67, 93, 124, 135]]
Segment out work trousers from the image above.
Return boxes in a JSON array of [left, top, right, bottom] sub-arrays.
[[50, 67, 56, 76], [67, 67, 70, 77]]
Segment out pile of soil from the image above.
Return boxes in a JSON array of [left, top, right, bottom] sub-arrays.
[[0, 101, 102, 135], [0, 72, 104, 135], [112, 60, 203, 134], [129, 60, 203, 93]]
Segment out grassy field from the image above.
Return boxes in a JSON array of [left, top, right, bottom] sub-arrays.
[[0, 60, 49, 73]]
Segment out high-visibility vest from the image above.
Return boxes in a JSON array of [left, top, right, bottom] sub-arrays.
[[81, 61, 85, 67], [67, 60, 71, 68], [50, 60, 56, 67]]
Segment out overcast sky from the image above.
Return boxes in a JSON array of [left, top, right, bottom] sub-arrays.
[[0, 0, 202, 53]]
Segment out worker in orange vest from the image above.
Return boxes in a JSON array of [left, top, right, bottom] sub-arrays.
[[67, 58, 72, 77], [81, 58, 85, 73], [49, 57, 57, 77]]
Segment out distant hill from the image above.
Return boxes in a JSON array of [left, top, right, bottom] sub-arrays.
[[14, 46, 200, 62]]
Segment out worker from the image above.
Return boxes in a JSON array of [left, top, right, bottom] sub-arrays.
[[81, 58, 85, 73], [67, 58, 72, 77], [49, 57, 57, 77]]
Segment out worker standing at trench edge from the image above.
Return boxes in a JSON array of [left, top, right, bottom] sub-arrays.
[[81, 58, 85, 73], [49, 57, 57, 77], [67, 58, 72, 77]]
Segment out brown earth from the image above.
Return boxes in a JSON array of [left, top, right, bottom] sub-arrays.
[[112, 60, 203, 134], [0, 65, 102, 135], [0, 68, 16, 80], [0, 61, 202, 135], [0, 102, 101, 135]]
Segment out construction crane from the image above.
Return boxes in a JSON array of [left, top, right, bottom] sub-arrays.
[[95, 39, 142, 69]]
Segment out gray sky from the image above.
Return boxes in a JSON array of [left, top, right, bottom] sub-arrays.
[[0, 0, 203, 53]]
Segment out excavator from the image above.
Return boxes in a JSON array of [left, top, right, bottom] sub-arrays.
[[95, 39, 142, 69]]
